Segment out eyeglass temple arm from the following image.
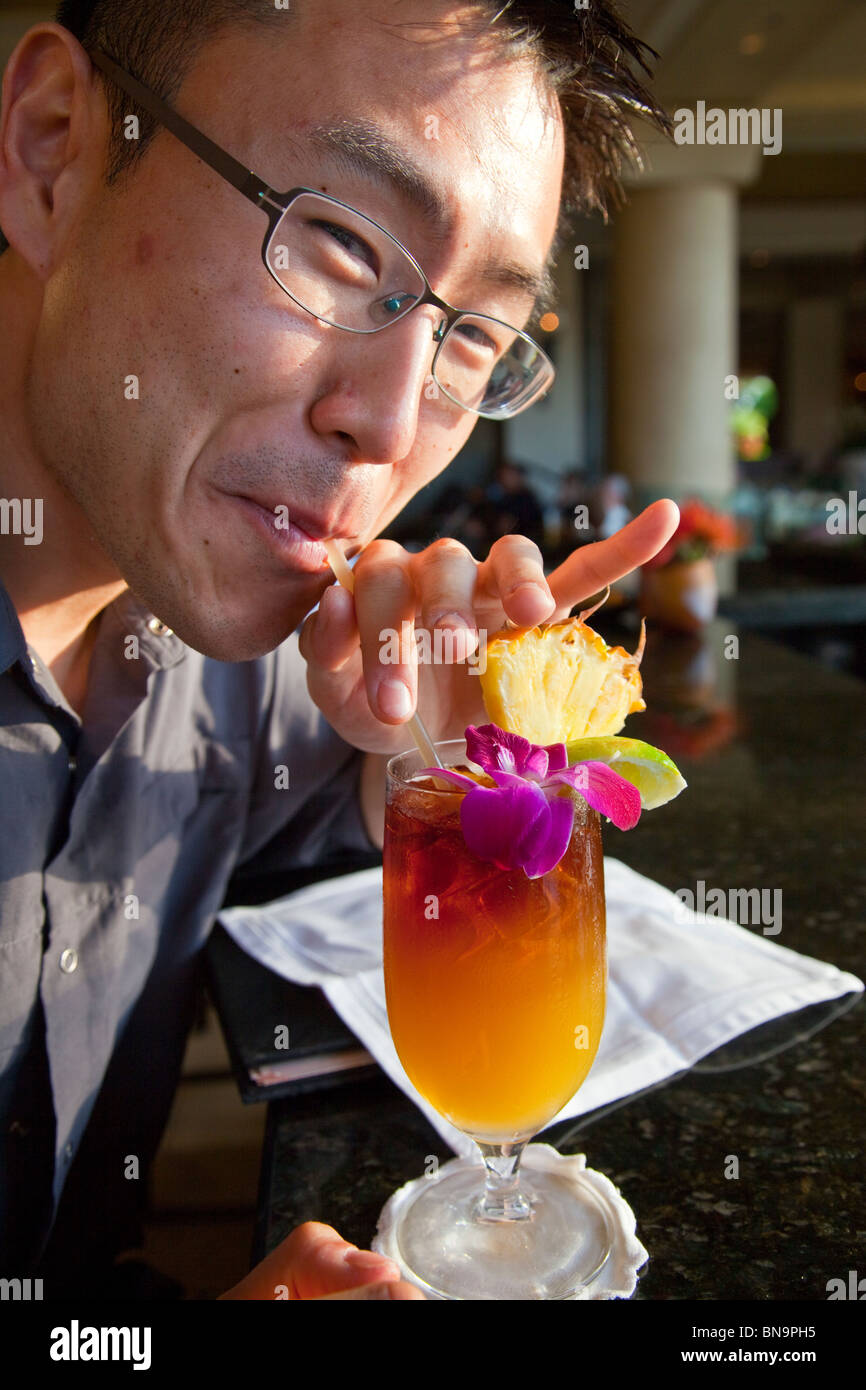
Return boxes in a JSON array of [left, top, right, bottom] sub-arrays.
[[89, 49, 278, 211]]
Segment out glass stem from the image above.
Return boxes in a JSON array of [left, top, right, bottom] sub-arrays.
[[475, 1141, 532, 1222]]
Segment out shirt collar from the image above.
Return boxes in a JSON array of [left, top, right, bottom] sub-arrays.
[[0, 578, 187, 677], [0, 578, 27, 676], [99, 589, 188, 671]]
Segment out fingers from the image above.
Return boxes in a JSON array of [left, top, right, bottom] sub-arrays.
[[299, 584, 369, 734], [411, 538, 480, 663], [350, 538, 484, 723], [300, 582, 359, 673], [219, 1222, 406, 1301], [301, 538, 485, 735], [299, 504, 680, 740], [474, 534, 556, 627], [353, 540, 418, 722], [289, 1224, 400, 1299], [548, 499, 680, 614]]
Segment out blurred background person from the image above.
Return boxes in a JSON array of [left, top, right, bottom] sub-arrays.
[[483, 461, 545, 549]]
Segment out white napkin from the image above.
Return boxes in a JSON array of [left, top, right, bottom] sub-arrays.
[[219, 859, 862, 1158]]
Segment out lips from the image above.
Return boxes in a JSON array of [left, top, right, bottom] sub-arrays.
[[216, 494, 325, 574], [234, 491, 354, 544]]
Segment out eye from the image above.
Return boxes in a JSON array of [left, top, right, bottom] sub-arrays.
[[310, 219, 379, 274], [454, 321, 502, 355]]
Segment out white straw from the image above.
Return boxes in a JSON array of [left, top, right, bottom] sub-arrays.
[[323, 539, 443, 769]]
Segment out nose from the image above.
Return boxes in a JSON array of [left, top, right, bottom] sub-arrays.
[[307, 309, 443, 464]]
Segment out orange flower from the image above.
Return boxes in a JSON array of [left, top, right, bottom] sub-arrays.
[[645, 499, 740, 568]]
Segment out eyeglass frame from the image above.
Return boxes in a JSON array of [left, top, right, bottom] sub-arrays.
[[87, 47, 556, 420]]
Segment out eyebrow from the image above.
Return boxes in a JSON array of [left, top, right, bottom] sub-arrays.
[[304, 119, 556, 314]]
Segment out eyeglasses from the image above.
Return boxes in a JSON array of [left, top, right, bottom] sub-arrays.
[[89, 48, 555, 421]]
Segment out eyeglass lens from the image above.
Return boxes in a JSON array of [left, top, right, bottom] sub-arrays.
[[264, 193, 547, 418]]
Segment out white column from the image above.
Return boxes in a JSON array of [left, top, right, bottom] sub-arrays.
[[607, 137, 762, 510], [609, 181, 738, 504]]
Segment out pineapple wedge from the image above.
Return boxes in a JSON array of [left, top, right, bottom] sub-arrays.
[[479, 617, 646, 744]]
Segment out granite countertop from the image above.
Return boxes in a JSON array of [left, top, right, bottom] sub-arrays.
[[254, 623, 865, 1298]]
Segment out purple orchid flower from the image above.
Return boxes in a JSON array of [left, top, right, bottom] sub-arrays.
[[418, 723, 641, 880]]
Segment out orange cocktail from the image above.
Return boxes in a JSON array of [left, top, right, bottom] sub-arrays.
[[376, 610, 683, 1300], [383, 746, 606, 1143]]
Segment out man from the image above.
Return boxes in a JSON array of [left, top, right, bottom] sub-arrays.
[[483, 461, 545, 550], [0, 0, 675, 1298]]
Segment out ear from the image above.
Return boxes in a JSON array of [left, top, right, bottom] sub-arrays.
[[0, 23, 104, 280]]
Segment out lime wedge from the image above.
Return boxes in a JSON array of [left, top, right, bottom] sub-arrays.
[[564, 736, 687, 810]]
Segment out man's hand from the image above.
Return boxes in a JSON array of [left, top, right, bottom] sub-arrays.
[[219, 1221, 424, 1300], [299, 498, 679, 752]]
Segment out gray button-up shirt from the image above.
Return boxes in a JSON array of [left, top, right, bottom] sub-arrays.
[[0, 578, 373, 1267]]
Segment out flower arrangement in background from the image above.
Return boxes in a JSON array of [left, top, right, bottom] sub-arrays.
[[730, 375, 779, 462], [644, 499, 740, 570]]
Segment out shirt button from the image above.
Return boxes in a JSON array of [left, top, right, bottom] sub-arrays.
[[147, 617, 173, 636], [68, 754, 77, 772], [59, 947, 79, 974], [64, 1143, 74, 1162]]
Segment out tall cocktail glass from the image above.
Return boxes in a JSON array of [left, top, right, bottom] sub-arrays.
[[383, 738, 613, 1299]]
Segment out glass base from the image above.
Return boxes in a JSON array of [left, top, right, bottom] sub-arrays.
[[393, 1155, 614, 1300]]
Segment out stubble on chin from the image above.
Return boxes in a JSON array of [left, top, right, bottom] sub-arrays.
[[129, 556, 330, 661]]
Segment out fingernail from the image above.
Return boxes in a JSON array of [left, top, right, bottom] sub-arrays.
[[321, 584, 353, 621], [378, 678, 413, 720], [506, 581, 547, 600], [429, 614, 478, 662], [432, 611, 474, 631], [344, 1249, 399, 1273]]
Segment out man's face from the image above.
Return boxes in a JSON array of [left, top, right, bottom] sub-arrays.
[[28, 0, 564, 659]]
